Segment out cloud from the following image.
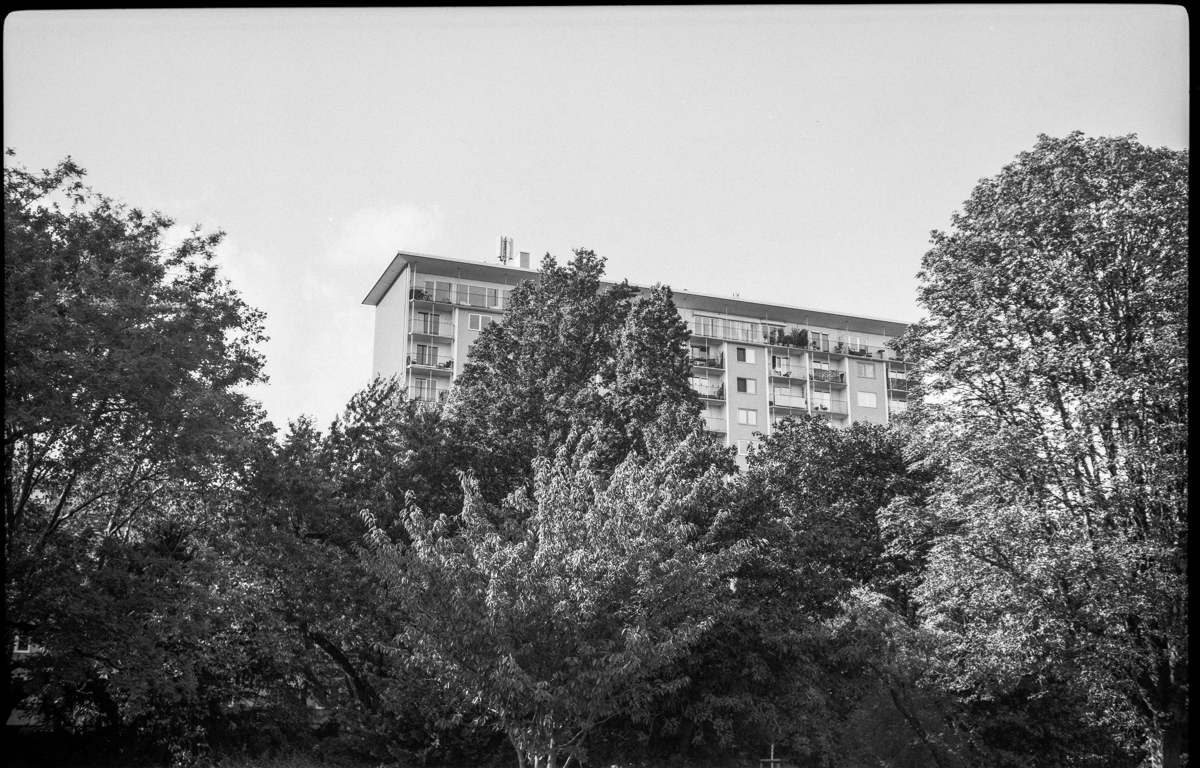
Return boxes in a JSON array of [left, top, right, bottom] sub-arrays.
[[328, 203, 446, 273], [170, 204, 449, 431]]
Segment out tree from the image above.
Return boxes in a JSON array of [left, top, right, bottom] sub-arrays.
[[900, 133, 1188, 767], [363, 420, 746, 768], [640, 416, 941, 763], [4, 152, 267, 734], [450, 250, 699, 500], [234, 380, 502, 762]]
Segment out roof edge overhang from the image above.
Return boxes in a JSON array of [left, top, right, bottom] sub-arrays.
[[362, 250, 419, 305], [362, 250, 913, 334]]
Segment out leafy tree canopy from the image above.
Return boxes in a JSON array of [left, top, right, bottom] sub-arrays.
[[901, 132, 1188, 767]]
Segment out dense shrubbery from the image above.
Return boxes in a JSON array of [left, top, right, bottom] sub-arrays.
[[4, 133, 1187, 767]]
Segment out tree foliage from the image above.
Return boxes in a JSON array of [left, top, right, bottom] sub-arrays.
[[901, 132, 1188, 767], [363, 421, 746, 768], [450, 250, 699, 499], [4, 151, 268, 737]]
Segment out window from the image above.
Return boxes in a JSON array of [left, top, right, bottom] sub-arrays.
[[737, 408, 758, 426], [468, 313, 494, 332], [415, 311, 441, 335], [469, 285, 486, 307], [413, 378, 438, 402], [414, 344, 439, 365], [857, 392, 878, 408], [812, 391, 831, 411], [771, 354, 790, 374], [856, 362, 876, 378], [810, 331, 830, 352], [696, 315, 760, 342], [487, 287, 500, 308], [424, 280, 452, 302], [736, 347, 756, 364], [735, 439, 751, 455], [736, 377, 757, 394], [849, 335, 867, 353]]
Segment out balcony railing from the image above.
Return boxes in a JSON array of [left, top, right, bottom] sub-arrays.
[[690, 353, 725, 369], [407, 354, 455, 371], [765, 327, 809, 348], [811, 398, 848, 415], [887, 376, 909, 391], [410, 287, 453, 304], [704, 416, 727, 432], [410, 319, 455, 337], [770, 367, 797, 379], [809, 369, 846, 384], [410, 286, 509, 310], [411, 388, 449, 404], [687, 319, 906, 361], [693, 383, 726, 400], [770, 394, 808, 410], [687, 319, 762, 343]]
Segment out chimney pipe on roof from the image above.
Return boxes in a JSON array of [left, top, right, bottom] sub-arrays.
[[499, 236, 513, 264], [519, 251, 530, 269]]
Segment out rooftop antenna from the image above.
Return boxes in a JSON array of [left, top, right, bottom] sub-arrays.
[[499, 236, 514, 264]]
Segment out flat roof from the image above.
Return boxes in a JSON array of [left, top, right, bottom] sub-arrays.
[[362, 250, 911, 336]]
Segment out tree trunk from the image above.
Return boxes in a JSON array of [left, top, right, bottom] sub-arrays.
[[1148, 721, 1185, 768], [887, 684, 948, 768]]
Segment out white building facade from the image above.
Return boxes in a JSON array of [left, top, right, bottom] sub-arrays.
[[363, 251, 912, 457]]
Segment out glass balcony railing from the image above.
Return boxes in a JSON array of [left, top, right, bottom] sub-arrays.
[[811, 398, 848, 415], [809, 369, 846, 384], [704, 416, 727, 432], [687, 319, 906, 361], [693, 383, 726, 400], [690, 353, 725, 369], [410, 319, 455, 337], [410, 287, 453, 303], [770, 393, 808, 409], [411, 388, 449, 404], [407, 353, 455, 371], [411, 286, 509, 310]]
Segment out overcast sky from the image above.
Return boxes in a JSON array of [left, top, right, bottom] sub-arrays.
[[4, 6, 1188, 431]]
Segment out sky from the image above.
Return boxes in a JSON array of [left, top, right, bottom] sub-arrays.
[[4, 6, 1188, 430]]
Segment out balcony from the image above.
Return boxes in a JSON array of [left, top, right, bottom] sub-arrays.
[[411, 388, 449, 405], [887, 376, 909, 392], [769, 393, 808, 410], [765, 327, 809, 348], [770, 367, 797, 380], [410, 287, 453, 305], [704, 416, 727, 432], [407, 353, 455, 374], [687, 319, 906, 361], [809, 369, 846, 384], [811, 398, 848, 416], [411, 286, 509, 310], [693, 382, 726, 401], [410, 319, 455, 340], [690, 352, 725, 369], [810, 341, 907, 362]]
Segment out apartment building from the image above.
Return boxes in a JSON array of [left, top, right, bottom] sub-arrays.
[[362, 250, 913, 458]]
